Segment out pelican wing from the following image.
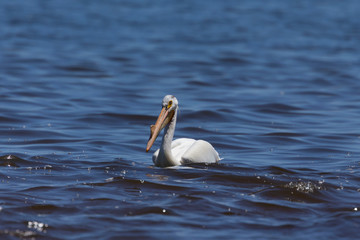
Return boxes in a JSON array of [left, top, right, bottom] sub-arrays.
[[180, 139, 220, 165], [171, 138, 196, 161], [152, 138, 194, 166]]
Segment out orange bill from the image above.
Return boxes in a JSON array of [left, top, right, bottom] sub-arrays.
[[146, 107, 174, 152]]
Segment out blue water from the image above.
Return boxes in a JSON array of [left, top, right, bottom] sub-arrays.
[[1, 0, 360, 239]]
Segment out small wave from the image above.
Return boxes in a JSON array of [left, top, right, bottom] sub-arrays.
[[0, 155, 29, 167], [250, 103, 303, 115], [182, 110, 227, 123], [124, 206, 175, 217], [0, 229, 38, 239], [284, 181, 325, 193], [0, 115, 24, 124]]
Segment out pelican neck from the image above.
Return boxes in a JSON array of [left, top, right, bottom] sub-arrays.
[[159, 108, 178, 166]]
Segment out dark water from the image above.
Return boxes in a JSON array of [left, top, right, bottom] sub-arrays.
[[1, 0, 360, 239]]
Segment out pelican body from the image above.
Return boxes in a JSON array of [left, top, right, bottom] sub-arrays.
[[146, 95, 220, 167]]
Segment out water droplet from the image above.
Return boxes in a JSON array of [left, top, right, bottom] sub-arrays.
[[106, 177, 114, 182]]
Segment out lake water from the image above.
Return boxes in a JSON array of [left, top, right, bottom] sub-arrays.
[[1, 0, 360, 239]]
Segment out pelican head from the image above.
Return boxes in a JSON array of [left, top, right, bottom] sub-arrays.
[[146, 95, 178, 152]]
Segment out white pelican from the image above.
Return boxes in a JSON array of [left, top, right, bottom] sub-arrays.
[[146, 95, 220, 167]]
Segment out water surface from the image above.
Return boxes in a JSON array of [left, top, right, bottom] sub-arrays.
[[0, 0, 360, 239]]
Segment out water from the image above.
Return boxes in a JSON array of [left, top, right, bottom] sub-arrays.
[[1, 0, 360, 239]]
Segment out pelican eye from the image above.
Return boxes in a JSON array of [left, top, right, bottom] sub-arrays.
[[167, 101, 173, 109]]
